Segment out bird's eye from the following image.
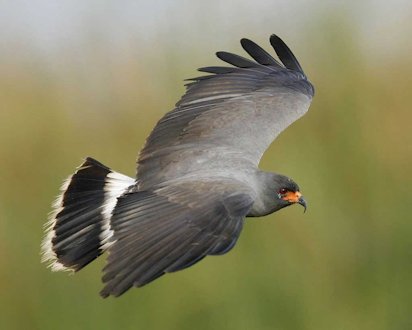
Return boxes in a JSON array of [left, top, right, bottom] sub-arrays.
[[279, 188, 288, 195]]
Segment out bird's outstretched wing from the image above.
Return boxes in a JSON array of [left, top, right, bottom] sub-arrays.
[[100, 180, 254, 297], [136, 35, 314, 188]]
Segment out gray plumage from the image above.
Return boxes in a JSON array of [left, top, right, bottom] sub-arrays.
[[137, 34, 313, 189], [41, 34, 314, 298]]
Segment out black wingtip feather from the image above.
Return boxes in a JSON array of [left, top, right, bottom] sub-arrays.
[[216, 51, 257, 68], [240, 38, 282, 67], [198, 66, 237, 74], [269, 34, 304, 74]]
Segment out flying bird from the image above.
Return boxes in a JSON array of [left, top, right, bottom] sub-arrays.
[[41, 34, 314, 297]]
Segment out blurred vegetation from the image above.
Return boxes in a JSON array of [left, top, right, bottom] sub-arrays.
[[0, 6, 411, 330]]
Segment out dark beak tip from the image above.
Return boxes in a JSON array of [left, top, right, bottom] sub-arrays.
[[298, 197, 307, 213]]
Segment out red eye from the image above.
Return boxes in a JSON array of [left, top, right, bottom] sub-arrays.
[[279, 188, 288, 195]]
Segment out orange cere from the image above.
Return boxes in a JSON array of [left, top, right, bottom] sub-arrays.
[[282, 191, 302, 203]]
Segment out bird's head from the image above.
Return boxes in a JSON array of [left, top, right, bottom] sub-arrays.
[[249, 173, 307, 216], [273, 175, 307, 213]]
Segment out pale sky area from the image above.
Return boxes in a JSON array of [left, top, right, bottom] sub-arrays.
[[0, 0, 411, 60]]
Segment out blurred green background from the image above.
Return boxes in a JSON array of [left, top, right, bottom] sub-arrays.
[[0, 1, 411, 329]]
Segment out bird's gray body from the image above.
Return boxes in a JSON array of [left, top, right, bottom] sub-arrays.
[[41, 34, 314, 297]]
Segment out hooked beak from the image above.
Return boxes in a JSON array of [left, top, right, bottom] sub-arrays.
[[298, 196, 307, 213]]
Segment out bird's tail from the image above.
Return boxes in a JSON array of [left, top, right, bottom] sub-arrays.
[[41, 157, 135, 272]]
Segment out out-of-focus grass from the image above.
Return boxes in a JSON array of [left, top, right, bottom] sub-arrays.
[[0, 18, 411, 330]]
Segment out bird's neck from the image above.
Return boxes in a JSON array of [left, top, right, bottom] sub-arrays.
[[247, 171, 279, 217]]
